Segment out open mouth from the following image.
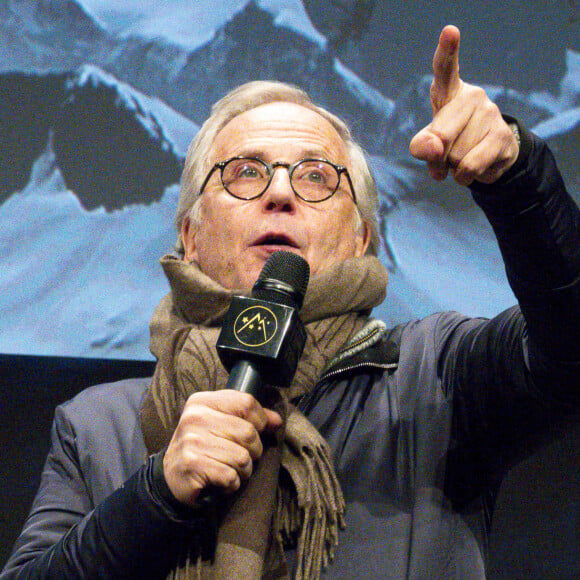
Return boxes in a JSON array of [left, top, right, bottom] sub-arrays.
[[252, 233, 299, 248]]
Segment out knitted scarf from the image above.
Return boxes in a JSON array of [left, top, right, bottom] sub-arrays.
[[140, 254, 388, 579]]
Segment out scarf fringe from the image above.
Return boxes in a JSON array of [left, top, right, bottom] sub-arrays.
[[275, 411, 346, 580]]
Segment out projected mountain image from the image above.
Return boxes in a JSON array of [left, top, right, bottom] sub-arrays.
[[0, 0, 578, 359]]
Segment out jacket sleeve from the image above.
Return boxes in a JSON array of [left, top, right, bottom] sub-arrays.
[[1, 404, 204, 579], [439, 126, 580, 506]]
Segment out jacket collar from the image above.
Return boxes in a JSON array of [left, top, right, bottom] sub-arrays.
[[321, 319, 401, 380]]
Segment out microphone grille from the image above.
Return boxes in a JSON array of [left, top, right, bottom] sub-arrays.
[[253, 251, 310, 308]]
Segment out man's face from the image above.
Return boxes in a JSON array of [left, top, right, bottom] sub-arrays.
[[181, 102, 370, 290]]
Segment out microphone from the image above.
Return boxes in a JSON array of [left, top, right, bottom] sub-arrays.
[[216, 251, 310, 404]]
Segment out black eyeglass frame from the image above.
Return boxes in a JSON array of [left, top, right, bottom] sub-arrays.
[[198, 156, 358, 204]]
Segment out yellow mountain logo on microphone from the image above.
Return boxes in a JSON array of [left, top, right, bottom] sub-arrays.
[[233, 306, 278, 347]]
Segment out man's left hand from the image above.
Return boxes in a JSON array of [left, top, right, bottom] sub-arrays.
[[409, 25, 519, 186]]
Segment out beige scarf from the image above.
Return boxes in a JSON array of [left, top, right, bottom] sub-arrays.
[[140, 254, 388, 579]]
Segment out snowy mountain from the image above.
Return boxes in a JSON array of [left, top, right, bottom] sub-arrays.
[[0, 65, 194, 210], [79, 0, 326, 52], [0, 63, 200, 358], [0, 0, 394, 153], [0, 0, 578, 359], [0, 145, 180, 358]]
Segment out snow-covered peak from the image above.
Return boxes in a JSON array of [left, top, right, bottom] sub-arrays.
[[258, 0, 325, 48], [70, 64, 198, 157], [73, 62, 121, 89], [77, 0, 325, 52]]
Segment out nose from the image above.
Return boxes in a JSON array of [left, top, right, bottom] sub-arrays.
[[259, 166, 297, 212]]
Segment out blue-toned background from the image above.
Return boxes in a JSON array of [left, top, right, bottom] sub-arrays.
[[1, 0, 578, 360]]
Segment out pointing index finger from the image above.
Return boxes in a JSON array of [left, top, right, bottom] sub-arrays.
[[431, 25, 461, 112]]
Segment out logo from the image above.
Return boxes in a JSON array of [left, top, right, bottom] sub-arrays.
[[233, 305, 278, 347]]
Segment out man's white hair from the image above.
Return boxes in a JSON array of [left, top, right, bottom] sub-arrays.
[[175, 81, 379, 256]]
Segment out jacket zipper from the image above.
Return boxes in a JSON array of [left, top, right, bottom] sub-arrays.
[[320, 360, 398, 382]]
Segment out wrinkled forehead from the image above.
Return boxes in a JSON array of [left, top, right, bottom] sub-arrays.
[[210, 102, 349, 164]]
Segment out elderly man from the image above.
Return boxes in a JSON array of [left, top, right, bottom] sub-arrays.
[[2, 26, 579, 579]]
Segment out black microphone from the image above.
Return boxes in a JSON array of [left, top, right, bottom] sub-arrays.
[[216, 251, 310, 404]]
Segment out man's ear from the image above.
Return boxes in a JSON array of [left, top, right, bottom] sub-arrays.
[[180, 216, 198, 262], [355, 221, 371, 256]]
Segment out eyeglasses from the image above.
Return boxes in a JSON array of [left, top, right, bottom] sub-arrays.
[[199, 157, 357, 204]]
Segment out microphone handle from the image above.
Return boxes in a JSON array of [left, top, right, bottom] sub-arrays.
[[226, 360, 264, 401]]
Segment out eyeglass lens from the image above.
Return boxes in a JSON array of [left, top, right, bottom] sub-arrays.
[[221, 158, 340, 201]]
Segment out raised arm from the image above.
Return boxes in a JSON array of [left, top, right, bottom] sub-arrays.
[[409, 27, 580, 504]]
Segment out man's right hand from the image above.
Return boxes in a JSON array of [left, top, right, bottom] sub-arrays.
[[162, 390, 283, 506]]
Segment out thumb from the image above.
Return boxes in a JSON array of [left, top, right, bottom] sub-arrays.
[[409, 125, 445, 163]]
